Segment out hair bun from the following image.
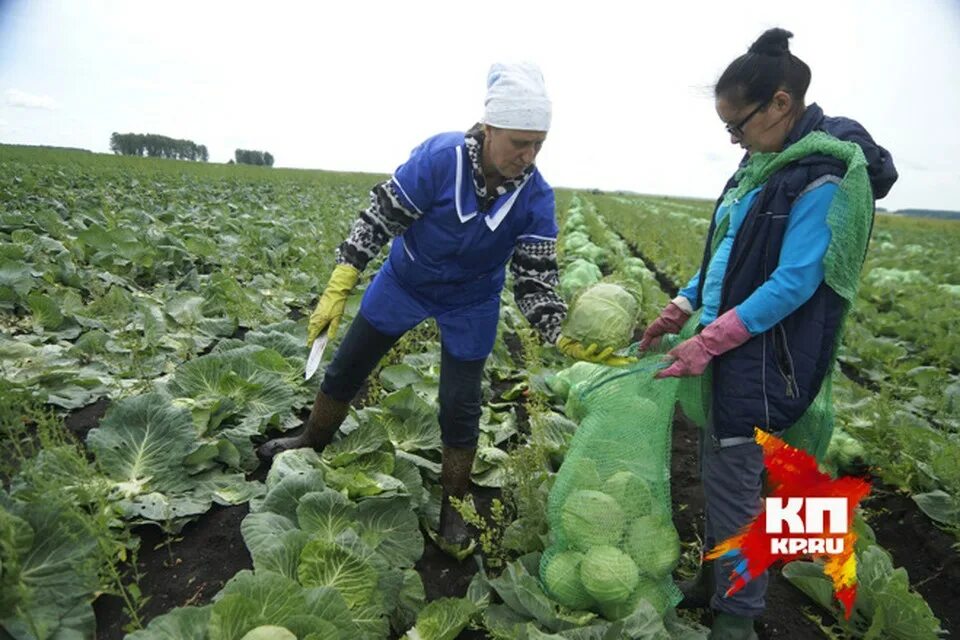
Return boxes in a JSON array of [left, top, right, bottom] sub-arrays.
[[748, 28, 793, 56]]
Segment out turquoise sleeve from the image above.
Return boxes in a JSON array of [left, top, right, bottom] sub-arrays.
[[737, 182, 839, 334], [678, 271, 702, 309]]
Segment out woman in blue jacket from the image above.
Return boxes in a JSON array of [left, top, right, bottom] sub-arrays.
[[258, 62, 620, 549], [640, 29, 897, 639]]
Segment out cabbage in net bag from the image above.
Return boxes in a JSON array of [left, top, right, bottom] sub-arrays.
[[540, 329, 692, 619], [541, 302, 840, 619]]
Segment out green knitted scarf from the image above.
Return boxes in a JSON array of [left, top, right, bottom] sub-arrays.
[[719, 130, 874, 304]]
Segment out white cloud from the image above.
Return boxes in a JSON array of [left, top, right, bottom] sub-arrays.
[[6, 89, 56, 110], [125, 78, 165, 93]]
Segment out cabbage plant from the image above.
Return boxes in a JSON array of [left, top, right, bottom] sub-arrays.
[[563, 283, 639, 351]]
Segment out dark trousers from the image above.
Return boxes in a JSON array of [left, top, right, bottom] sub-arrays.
[[321, 313, 486, 448], [699, 418, 768, 618]]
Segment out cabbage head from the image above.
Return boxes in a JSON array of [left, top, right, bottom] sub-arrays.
[[826, 427, 866, 474], [564, 283, 639, 351], [564, 457, 601, 492], [623, 516, 680, 578], [569, 242, 608, 269], [560, 259, 604, 301], [563, 231, 591, 252], [564, 211, 587, 232], [580, 546, 639, 604], [560, 490, 624, 549], [599, 575, 670, 620], [602, 471, 654, 521], [543, 551, 594, 609], [620, 257, 652, 283], [546, 361, 606, 401], [240, 626, 297, 640]]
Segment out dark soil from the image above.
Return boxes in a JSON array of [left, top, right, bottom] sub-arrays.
[[412, 486, 502, 640], [411, 541, 488, 640], [95, 504, 252, 639], [837, 361, 881, 393], [63, 396, 110, 440]]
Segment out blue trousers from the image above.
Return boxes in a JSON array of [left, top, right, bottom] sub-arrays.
[[700, 419, 768, 618], [321, 312, 486, 449]]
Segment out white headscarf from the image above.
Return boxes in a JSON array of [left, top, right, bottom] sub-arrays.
[[483, 62, 552, 132]]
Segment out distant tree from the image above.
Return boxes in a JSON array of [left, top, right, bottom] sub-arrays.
[[109, 132, 208, 161], [234, 148, 274, 167]]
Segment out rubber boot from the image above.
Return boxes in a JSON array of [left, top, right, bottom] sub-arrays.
[[708, 612, 758, 640], [257, 390, 349, 461], [677, 560, 715, 610], [438, 445, 477, 549]]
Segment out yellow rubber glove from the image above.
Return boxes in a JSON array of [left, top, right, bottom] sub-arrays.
[[555, 335, 636, 367], [307, 264, 360, 345]]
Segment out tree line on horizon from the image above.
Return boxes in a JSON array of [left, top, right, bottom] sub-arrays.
[[108, 133, 275, 167], [109, 132, 209, 162], [231, 149, 274, 167]]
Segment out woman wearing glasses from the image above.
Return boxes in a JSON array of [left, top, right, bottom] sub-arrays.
[[639, 28, 898, 639]]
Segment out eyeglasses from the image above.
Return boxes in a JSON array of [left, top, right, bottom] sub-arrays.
[[725, 100, 769, 139]]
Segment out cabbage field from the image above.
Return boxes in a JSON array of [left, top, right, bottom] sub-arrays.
[[1, 144, 958, 639]]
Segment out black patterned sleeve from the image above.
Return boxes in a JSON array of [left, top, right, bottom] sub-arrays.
[[511, 239, 568, 344], [335, 180, 423, 271]]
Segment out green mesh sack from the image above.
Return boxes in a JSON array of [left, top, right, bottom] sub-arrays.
[[545, 361, 608, 401], [541, 353, 683, 618], [780, 362, 835, 460], [559, 259, 603, 301]]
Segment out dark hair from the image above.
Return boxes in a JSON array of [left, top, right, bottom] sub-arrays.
[[715, 28, 811, 108]]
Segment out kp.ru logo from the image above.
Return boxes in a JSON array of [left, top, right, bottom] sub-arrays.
[[765, 496, 848, 555], [707, 430, 871, 619]]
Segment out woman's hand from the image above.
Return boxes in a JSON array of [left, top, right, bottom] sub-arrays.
[[656, 308, 751, 378], [307, 264, 360, 345], [638, 298, 692, 352]]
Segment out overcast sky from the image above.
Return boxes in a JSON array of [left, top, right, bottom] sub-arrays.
[[1, 0, 958, 211]]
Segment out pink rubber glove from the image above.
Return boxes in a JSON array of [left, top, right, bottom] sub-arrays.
[[656, 308, 752, 378], [638, 298, 692, 352]]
